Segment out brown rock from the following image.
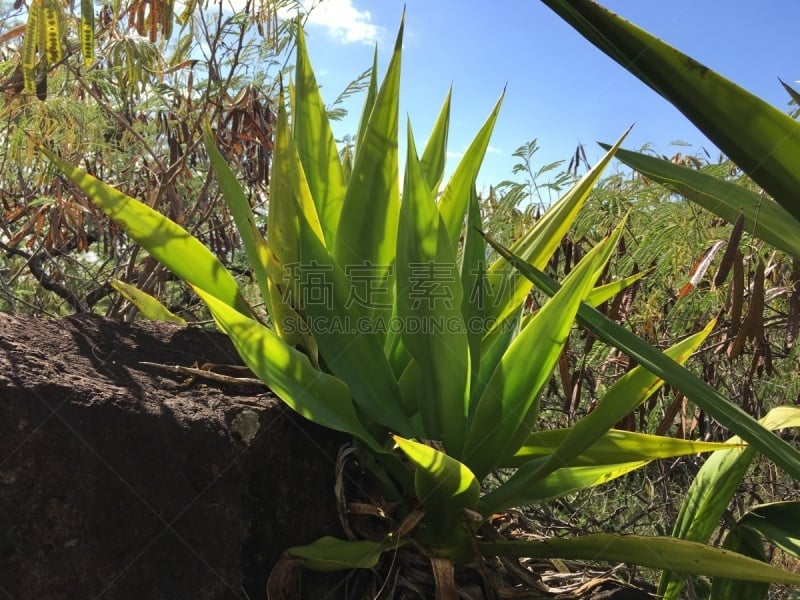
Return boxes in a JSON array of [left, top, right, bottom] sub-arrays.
[[0, 313, 346, 599]]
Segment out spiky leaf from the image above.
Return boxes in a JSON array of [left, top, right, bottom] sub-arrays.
[[482, 534, 800, 585], [289, 536, 400, 572], [508, 428, 741, 468], [464, 233, 615, 478], [110, 279, 186, 324], [294, 25, 347, 247], [484, 235, 800, 485], [540, 0, 800, 223], [600, 145, 800, 260], [42, 148, 253, 317], [393, 435, 479, 544], [396, 123, 470, 454]]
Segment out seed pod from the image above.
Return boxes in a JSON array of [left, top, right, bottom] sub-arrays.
[[713, 212, 745, 288]]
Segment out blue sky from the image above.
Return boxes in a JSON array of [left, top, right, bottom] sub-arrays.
[[290, 1, 800, 192]]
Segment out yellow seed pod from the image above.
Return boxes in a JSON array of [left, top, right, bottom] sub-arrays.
[[81, 0, 94, 68], [42, 0, 63, 64], [176, 0, 195, 26], [22, 0, 40, 95]]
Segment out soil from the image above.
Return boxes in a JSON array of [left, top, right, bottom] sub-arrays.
[[0, 312, 347, 599]]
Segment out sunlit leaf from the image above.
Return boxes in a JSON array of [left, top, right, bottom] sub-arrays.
[[438, 91, 504, 250], [42, 148, 253, 317], [192, 287, 384, 454], [481, 534, 800, 585], [288, 536, 401, 572], [355, 46, 379, 153], [485, 234, 800, 485], [586, 269, 649, 307], [541, 0, 800, 223], [507, 428, 741, 468], [294, 25, 347, 247], [110, 279, 186, 324], [393, 435, 479, 544], [522, 319, 713, 486], [737, 501, 800, 558], [294, 189, 416, 438], [396, 123, 469, 454], [252, 95, 323, 364], [461, 185, 487, 401], [481, 459, 647, 511], [334, 18, 403, 326], [483, 128, 629, 335], [419, 88, 451, 195], [659, 406, 800, 598], [600, 145, 800, 260], [464, 233, 614, 479], [204, 123, 271, 305]]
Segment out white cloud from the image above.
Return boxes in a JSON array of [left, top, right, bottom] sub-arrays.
[[487, 145, 501, 154], [283, 0, 383, 46]]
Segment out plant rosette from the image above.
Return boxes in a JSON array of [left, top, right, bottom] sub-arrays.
[[42, 12, 800, 599]]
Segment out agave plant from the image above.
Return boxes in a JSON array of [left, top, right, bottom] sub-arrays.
[[42, 15, 800, 598]]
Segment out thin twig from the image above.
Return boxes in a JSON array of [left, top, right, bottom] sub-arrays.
[[139, 361, 266, 387]]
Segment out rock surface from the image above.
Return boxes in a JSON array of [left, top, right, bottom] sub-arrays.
[[0, 313, 346, 599]]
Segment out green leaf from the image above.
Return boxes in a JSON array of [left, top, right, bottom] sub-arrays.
[[204, 123, 271, 305], [523, 319, 713, 485], [781, 78, 800, 105], [471, 310, 519, 418], [540, 0, 800, 223], [334, 18, 403, 324], [711, 527, 769, 600], [192, 286, 384, 454], [42, 147, 252, 317], [396, 123, 470, 454], [659, 406, 800, 598], [737, 502, 800, 558], [464, 233, 614, 479], [393, 435, 480, 544], [294, 191, 416, 438], [437, 91, 504, 250], [713, 500, 800, 599], [481, 534, 800, 585], [419, 88, 451, 196], [293, 25, 347, 248], [288, 536, 401, 572], [586, 269, 650, 307], [269, 93, 326, 270], [266, 96, 324, 356], [507, 428, 741, 468], [397, 358, 420, 416], [599, 145, 800, 260], [481, 459, 647, 511], [484, 234, 800, 486], [355, 45, 379, 153], [483, 128, 630, 334], [384, 303, 412, 380], [461, 185, 487, 401], [109, 279, 186, 324]]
